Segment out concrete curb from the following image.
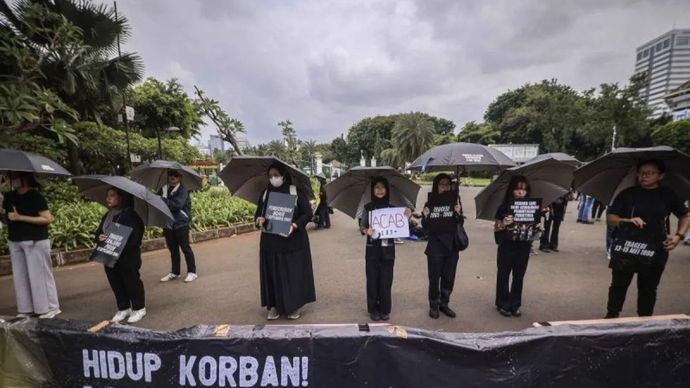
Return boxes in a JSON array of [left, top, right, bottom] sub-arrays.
[[0, 222, 256, 276]]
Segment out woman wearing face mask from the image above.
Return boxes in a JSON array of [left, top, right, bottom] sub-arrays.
[[2, 171, 60, 319], [421, 174, 464, 319], [493, 175, 538, 317], [96, 187, 146, 323], [360, 177, 410, 321], [254, 163, 316, 320]]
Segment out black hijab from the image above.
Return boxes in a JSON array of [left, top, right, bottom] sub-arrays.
[[431, 173, 453, 195], [369, 176, 390, 209]]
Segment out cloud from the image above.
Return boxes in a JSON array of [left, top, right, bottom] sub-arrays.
[[111, 0, 690, 146]]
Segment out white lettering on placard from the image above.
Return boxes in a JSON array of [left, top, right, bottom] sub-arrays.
[[510, 201, 540, 223], [83, 350, 160, 383]]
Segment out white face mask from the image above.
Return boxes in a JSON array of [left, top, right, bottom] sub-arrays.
[[270, 176, 284, 188]]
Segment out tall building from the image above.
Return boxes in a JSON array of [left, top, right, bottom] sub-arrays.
[[208, 134, 224, 153], [634, 29, 690, 117]]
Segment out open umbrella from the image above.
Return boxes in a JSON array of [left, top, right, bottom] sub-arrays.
[[325, 166, 421, 219], [526, 152, 581, 167], [0, 149, 71, 177], [573, 146, 690, 205], [219, 156, 315, 203], [72, 175, 173, 227], [408, 142, 515, 173], [475, 158, 576, 220], [130, 160, 202, 191]]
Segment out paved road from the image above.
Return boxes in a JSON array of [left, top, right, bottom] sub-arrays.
[[1, 186, 689, 333]]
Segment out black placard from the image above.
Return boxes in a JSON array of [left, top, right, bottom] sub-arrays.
[[264, 192, 297, 236], [427, 192, 457, 234], [90, 223, 133, 268], [506, 198, 542, 241]]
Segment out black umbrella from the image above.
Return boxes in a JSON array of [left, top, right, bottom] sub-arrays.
[[408, 142, 516, 173], [0, 149, 71, 177], [527, 152, 581, 167], [72, 175, 174, 227], [475, 158, 576, 220], [219, 156, 315, 203], [573, 146, 690, 205], [130, 160, 203, 191], [325, 166, 421, 219]]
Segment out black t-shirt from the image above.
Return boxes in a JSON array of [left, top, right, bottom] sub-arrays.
[[608, 186, 689, 235], [2, 189, 50, 242]]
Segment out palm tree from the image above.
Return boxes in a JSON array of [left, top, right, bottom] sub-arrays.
[[265, 140, 288, 161], [391, 112, 435, 163], [299, 139, 318, 173], [194, 86, 245, 155]]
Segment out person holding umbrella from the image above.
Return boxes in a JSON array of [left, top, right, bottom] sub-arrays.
[[2, 172, 61, 319], [421, 173, 464, 319], [158, 169, 197, 283], [314, 174, 331, 229], [493, 175, 541, 317], [97, 187, 146, 323], [254, 162, 316, 320], [604, 160, 690, 318], [360, 177, 412, 321]]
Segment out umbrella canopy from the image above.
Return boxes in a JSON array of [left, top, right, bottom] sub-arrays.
[[475, 158, 576, 220], [573, 146, 690, 205], [325, 166, 421, 219], [408, 142, 516, 173], [0, 149, 71, 177], [72, 175, 174, 227], [219, 156, 315, 203], [526, 152, 581, 167], [130, 160, 203, 191]]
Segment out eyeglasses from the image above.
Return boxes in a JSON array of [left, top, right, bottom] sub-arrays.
[[637, 171, 660, 177]]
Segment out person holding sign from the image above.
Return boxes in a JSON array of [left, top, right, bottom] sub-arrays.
[[604, 160, 690, 318], [360, 177, 411, 321], [254, 163, 316, 320], [159, 170, 197, 283], [2, 172, 60, 319], [96, 187, 145, 323], [421, 174, 464, 319], [493, 175, 541, 317]]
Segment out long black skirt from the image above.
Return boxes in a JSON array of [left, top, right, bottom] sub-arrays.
[[259, 246, 316, 315]]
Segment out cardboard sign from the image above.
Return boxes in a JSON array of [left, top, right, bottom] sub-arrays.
[[506, 198, 542, 242], [370, 207, 410, 239], [427, 192, 457, 234], [264, 192, 297, 236], [90, 223, 133, 268]]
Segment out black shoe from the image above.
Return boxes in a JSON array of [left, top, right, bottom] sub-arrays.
[[511, 309, 522, 317], [550, 248, 559, 252], [439, 305, 456, 318], [429, 307, 440, 319], [539, 247, 551, 253], [380, 314, 390, 321], [604, 312, 619, 319], [369, 312, 381, 321], [498, 308, 512, 317]]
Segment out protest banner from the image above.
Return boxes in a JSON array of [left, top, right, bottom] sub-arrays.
[[90, 223, 133, 268], [427, 192, 457, 234], [264, 192, 297, 236], [370, 207, 409, 239], [506, 198, 542, 242]]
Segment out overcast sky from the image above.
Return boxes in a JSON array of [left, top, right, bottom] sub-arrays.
[[111, 0, 690, 146]]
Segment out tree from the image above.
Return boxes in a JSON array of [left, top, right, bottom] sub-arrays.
[[128, 78, 203, 139], [651, 118, 690, 154], [194, 85, 245, 155], [278, 120, 299, 164], [330, 136, 349, 163], [390, 112, 435, 163], [457, 121, 500, 144], [264, 140, 288, 161], [298, 139, 318, 173]]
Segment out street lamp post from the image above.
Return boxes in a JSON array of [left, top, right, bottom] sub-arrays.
[[156, 126, 180, 159]]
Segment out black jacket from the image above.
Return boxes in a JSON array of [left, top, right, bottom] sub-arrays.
[[158, 184, 192, 230]]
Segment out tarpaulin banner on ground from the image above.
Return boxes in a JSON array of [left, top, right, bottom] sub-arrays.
[[1, 318, 689, 387]]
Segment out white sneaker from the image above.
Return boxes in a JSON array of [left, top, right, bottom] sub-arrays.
[[38, 309, 61, 319], [127, 308, 147, 323], [184, 273, 198, 283], [160, 273, 180, 282], [16, 312, 32, 318], [267, 307, 280, 320], [287, 310, 301, 320], [111, 309, 131, 323]]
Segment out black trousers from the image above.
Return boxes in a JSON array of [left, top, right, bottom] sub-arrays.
[[164, 226, 196, 275], [427, 253, 459, 308], [606, 264, 666, 316], [365, 259, 394, 315], [540, 218, 562, 249], [495, 243, 531, 312], [316, 204, 330, 228], [591, 201, 605, 219], [105, 255, 145, 311]]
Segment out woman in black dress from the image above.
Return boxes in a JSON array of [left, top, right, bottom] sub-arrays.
[[255, 163, 316, 320], [314, 175, 331, 229]]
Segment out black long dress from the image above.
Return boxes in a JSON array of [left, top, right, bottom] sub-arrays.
[[255, 182, 316, 315], [315, 184, 331, 228]]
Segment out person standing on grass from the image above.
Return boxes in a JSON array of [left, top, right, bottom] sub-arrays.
[[159, 170, 197, 283]]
